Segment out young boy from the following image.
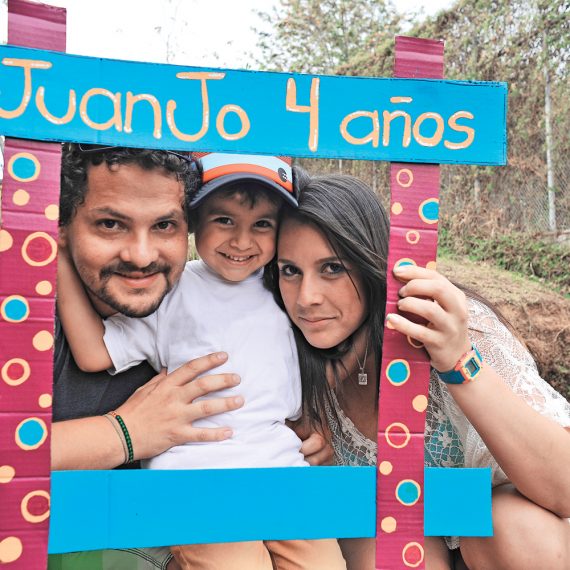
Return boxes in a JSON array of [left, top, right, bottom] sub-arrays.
[[57, 152, 346, 569]]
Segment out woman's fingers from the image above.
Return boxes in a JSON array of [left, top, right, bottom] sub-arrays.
[[299, 432, 334, 466]]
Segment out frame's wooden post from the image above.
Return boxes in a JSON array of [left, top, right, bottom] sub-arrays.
[[376, 36, 444, 570], [0, 1, 65, 567]]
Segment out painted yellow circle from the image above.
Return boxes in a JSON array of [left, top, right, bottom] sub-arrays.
[[426, 260, 437, 271], [0, 536, 23, 563], [35, 280, 53, 295], [412, 394, 428, 412], [12, 189, 30, 206], [21, 232, 57, 267], [402, 542, 424, 568], [0, 465, 16, 483], [0, 229, 14, 252], [405, 230, 420, 245], [33, 330, 54, 351], [38, 394, 52, 408], [407, 336, 424, 349], [385, 422, 411, 449], [418, 198, 439, 225], [381, 516, 397, 533], [396, 168, 414, 188], [391, 202, 403, 215], [8, 152, 41, 182], [386, 358, 411, 387], [1, 358, 31, 386], [379, 461, 393, 475], [44, 204, 59, 221], [21, 489, 50, 523]]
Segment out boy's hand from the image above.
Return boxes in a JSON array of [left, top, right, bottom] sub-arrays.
[[288, 418, 334, 466]]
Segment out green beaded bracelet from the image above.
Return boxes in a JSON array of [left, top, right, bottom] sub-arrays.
[[109, 411, 134, 463]]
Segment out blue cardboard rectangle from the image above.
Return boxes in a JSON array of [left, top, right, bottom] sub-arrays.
[[0, 45, 507, 165], [48, 467, 492, 553]]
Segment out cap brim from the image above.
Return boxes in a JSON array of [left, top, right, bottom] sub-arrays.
[[190, 173, 298, 209]]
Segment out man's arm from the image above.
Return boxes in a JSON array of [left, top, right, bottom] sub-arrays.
[[57, 248, 112, 372], [51, 353, 244, 470]]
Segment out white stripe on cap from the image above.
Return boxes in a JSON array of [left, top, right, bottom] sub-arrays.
[[201, 153, 291, 176]]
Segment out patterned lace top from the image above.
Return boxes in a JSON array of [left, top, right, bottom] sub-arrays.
[[326, 297, 570, 548]]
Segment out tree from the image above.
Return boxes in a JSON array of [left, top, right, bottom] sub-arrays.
[[254, 0, 402, 74]]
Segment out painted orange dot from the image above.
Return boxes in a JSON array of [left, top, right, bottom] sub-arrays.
[[426, 260, 437, 271], [402, 542, 424, 568], [379, 461, 393, 475], [412, 394, 428, 412], [0, 229, 14, 252], [406, 230, 420, 244], [12, 189, 30, 206], [396, 168, 414, 188], [44, 204, 59, 221], [33, 330, 54, 351], [0, 536, 23, 563], [381, 516, 397, 533], [0, 465, 16, 483], [38, 394, 52, 408], [391, 202, 403, 215], [35, 281, 53, 295]]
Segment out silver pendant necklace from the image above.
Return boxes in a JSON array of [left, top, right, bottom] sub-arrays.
[[353, 338, 370, 386]]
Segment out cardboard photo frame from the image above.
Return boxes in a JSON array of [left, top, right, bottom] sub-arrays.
[[0, 3, 506, 568]]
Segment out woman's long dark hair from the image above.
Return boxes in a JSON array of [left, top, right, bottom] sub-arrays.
[[265, 167, 389, 429]]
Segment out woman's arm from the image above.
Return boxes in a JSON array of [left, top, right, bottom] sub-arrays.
[[387, 265, 570, 518], [57, 248, 112, 372], [52, 353, 244, 470]]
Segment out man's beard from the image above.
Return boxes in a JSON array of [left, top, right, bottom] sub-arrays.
[[85, 261, 174, 318]]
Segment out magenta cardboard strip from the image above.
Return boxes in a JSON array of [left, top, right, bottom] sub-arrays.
[[0, 1, 66, 567], [376, 37, 444, 570]]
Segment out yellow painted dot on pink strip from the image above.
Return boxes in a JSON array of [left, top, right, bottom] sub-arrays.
[[21, 490, 50, 523], [45, 204, 59, 221], [12, 189, 30, 206], [391, 202, 403, 215], [381, 516, 397, 533], [402, 542, 424, 568], [0, 229, 14, 252], [38, 394, 52, 408], [385, 422, 411, 449], [0, 536, 23, 563], [379, 461, 393, 475], [0, 465, 16, 483], [35, 281, 53, 295], [33, 330, 54, 351], [406, 230, 420, 244], [426, 260, 437, 271], [1, 358, 31, 386], [412, 395, 428, 412], [396, 168, 414, 188]]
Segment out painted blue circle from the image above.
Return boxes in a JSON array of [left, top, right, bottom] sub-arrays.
[[18, 419, 45, 447], [12, 156, 37, 180], [421, 200, 439, 222], [387, 361, 409, 385], [4, 298, 28, 321], [397, 481, 420, 505]]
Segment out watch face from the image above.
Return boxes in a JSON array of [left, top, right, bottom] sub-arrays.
[[465, 359, 480, 375]]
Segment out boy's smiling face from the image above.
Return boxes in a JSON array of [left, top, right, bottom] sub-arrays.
[[194, 190, 280, 282]]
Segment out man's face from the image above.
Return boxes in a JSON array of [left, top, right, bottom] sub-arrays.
[[60, 162, 189, 317]]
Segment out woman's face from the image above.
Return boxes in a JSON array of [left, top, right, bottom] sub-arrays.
[[278, 217, 367, 349]]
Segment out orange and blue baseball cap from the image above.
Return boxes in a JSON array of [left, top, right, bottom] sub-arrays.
[[190, 152, 297, 208]]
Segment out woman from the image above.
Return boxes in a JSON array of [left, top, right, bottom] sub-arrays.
[[266, 168, 570, 570]]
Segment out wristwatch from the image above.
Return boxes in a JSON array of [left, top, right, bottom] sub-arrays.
[[436, 344, 483, 385]]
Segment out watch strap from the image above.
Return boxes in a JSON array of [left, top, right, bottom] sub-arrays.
[[437, 344, 483, 385]]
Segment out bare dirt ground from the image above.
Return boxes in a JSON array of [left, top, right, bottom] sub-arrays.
[[438, 255, 570, 401]]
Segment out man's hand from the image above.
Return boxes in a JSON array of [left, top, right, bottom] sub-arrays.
[[289, 418, 334, 466], [116, 352, 244, 461]]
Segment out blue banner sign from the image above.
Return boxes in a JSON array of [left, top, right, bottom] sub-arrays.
[[0, 45, 507, 164]]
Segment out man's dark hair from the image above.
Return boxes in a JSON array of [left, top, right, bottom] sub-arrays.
[[59, 144, 199, 226]]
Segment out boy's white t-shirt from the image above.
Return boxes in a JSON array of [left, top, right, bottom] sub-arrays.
[[103, 260, 307, 469]]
